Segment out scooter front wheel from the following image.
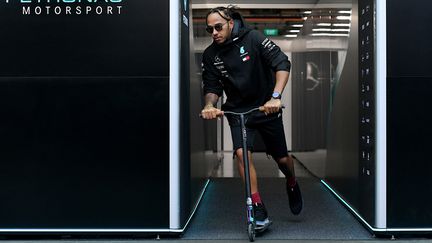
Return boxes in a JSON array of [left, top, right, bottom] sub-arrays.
[[248, 223, 256, 242]]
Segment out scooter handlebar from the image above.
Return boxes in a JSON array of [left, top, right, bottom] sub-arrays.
[[199, 105, 284, 118]]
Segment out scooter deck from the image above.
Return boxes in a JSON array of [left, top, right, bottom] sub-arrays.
[[255, 219, 273, 233]]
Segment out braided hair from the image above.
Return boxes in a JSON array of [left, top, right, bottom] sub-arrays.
[[205, 5, 239, 25]]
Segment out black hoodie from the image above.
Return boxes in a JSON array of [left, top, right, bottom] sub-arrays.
[[202, 12, 291, 112]]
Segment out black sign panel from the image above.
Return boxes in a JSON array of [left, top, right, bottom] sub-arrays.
[[0, 0, 169, 77], [0, 0, 171, 231]]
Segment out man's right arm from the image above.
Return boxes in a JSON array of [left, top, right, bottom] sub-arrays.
[[205, 93, 219, 107], [201, 93, 223, 119], [201, 51, 224, 119]]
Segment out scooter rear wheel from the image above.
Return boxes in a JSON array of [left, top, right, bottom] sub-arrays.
[[248, 223, 256, 242]]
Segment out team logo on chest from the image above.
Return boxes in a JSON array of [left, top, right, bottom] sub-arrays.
[[239, 45, 250, 62], [214, 55, 229, 78]]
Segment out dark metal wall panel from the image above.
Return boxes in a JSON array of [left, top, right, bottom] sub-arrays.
[[387, 77, 432, 228], [387, 0, 432, 228], [188, 3, 220, 221], [386, 0, 432, 78], [325, 0, 362, 218], [292, 51, 334, 151], [180, 0, 192, 226], [326, 0, 378, 226], [0, 77, 170, 229], [357, 0, 376, 226]]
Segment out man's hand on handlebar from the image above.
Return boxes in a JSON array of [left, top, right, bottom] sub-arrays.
[[263, 98, 282, 115], [201, 104, 224, 119]]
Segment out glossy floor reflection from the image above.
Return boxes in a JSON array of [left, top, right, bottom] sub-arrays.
[[292, 150, 327, 178], [213, 152, 313, 178]]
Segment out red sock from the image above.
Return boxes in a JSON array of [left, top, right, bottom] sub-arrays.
[[252, 192, 262, 204], [288, 177, 297, 188]]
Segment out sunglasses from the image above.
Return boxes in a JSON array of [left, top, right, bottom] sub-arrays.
[[206, 22, 228, 34]]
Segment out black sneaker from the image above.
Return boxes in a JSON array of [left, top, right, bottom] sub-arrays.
[[253, 203, 272, 232], [286, 181, 303, 215]]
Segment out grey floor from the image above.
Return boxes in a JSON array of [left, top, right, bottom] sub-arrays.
[[180, 151, 431, 242], [183, 152, 372, 240], [183, 177, 371, 240]]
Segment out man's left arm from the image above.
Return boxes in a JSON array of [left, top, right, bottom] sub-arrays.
[[253, 31, 291, 114], [263, 70, 289, 114]]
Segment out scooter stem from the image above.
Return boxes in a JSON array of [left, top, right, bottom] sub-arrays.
[[240, 114, 253, 206]]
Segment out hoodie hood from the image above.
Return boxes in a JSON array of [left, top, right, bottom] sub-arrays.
[[217, 11, 251, 46], [230, 12, 251, 41]]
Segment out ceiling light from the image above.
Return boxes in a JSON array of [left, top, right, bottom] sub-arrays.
[[311, 33, 349, 37], [317, 23, 331, 26], [291, 24, 303, 28], [284, 34, 297, 38], [312, 28, 331, 32], [289, 29, 300, 33], [303, 10, 312, 14], [332, 29, 350, 32], [333, 23, 351, 27], [336, 16, 351, 20], [338, 10, 352, 14], [313, 28, 350, 32]]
